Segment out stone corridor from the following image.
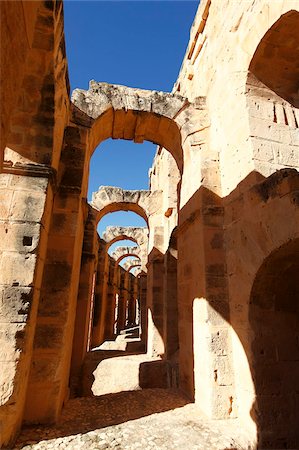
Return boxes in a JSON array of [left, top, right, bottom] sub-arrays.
[[1, 1, 299, 449], [14, 389, 250, 450]]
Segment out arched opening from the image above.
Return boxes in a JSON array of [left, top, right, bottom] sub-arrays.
[[246, 11, 299, 177], [249, 239, 299, 449], [116, 255, 141, 268], [88, 209, 148, 353], [71, 82, 185, 175], [97, 211, 148, 243], [249, 11, 299, 108], [88, 138, 156, 198], [107, 236, 140, 251]]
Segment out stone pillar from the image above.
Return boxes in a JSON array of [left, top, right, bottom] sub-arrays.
[[97, 250, 110, 343], [177, 189, 234, 418], [0, 1, 68, 441], [112, 264, 120, 335], [103, 258, 116, 340], [138, 273, 147, 344], [0, 169, 53, 445], [147, 250, 165, 357], [163, 245, 179, 359], [91, 239, 106, 347], [117, 270, 127, 334], [24, 124, 89, 424], [127, 274, 138, 327], [69, 209, 98, 395], [133, 275, 139, 326]]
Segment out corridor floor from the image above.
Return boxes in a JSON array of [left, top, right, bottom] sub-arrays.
[[14, 389, 252, 450]]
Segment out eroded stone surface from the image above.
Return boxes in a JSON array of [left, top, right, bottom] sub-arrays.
[[91, 186, 163, 222], [72, 82, 187, 121]]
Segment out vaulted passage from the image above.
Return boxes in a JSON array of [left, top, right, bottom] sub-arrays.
[[1, 1, 299, 449]]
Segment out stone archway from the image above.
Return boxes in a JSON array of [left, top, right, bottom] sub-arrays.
[[123, 259, 141, 273], [111, 246, 141, 265], [72, 81, 191, 174], [103, 226, 148, 251], [89, 226, 148, 347], [249, 238, 299, 449], [91, 186, 163, 225]]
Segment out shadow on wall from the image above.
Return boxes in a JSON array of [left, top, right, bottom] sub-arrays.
[[249, 239, 299, 449], [169, 169, 299, 449]]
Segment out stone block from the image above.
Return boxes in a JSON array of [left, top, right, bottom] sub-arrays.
[[29, 356, 59, 383], [0, 252, 37, 286], [0, 361, 18, 404], [33, 324, 63, 349], [51, 211, 79, 236], [213, 355, 233, 386], [0, 189, 13, 219], [0, 322, 27, 362], [0, 286, 32, 323], [9, 174, 48, 192], [0, 222, 41, 253], [10, 190, 46, 222], [209, 329, 230, 356], [42, 261, 72, 290], [37, 289, 68, 318]]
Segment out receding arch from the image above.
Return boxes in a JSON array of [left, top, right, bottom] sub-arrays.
[[111, 245, 140, 263], [91, 186, 162, 226], [71, 81, 189, 174], [249, 238, 299, 449], [125, 261, 142, 273], [116, 253, 141, 266], [102, 226, 148, 252], [106, 235, 138, 251], [97, 201, 148, 224]]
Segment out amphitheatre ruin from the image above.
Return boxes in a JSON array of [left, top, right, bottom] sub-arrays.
[[0, 0, 299, 449]]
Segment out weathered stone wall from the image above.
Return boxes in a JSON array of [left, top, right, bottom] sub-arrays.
[[0, 1, 70, 445], [150, 0, 299, 446], [174, 0, 298, 196]]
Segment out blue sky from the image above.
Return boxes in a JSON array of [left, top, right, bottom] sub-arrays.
[[64, 1, 198, 239]]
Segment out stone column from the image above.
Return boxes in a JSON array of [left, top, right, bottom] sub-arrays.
[[163, 245, 179, 359], [138, 273, 147, 344], [97, 250, 110, 344], [24, 124, 89, 424], [0, 169, 53, 445], [91, 239, 106, 347], [117, 270, 128, 333], [69, 209, 98, 395], [103, 258, 116, 340], [112, 264, 120, 335], [133, 275, 139, 326], [177, 189, 234, 418], [127, 274, 138, 327], [147, 250, 165, 357]]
